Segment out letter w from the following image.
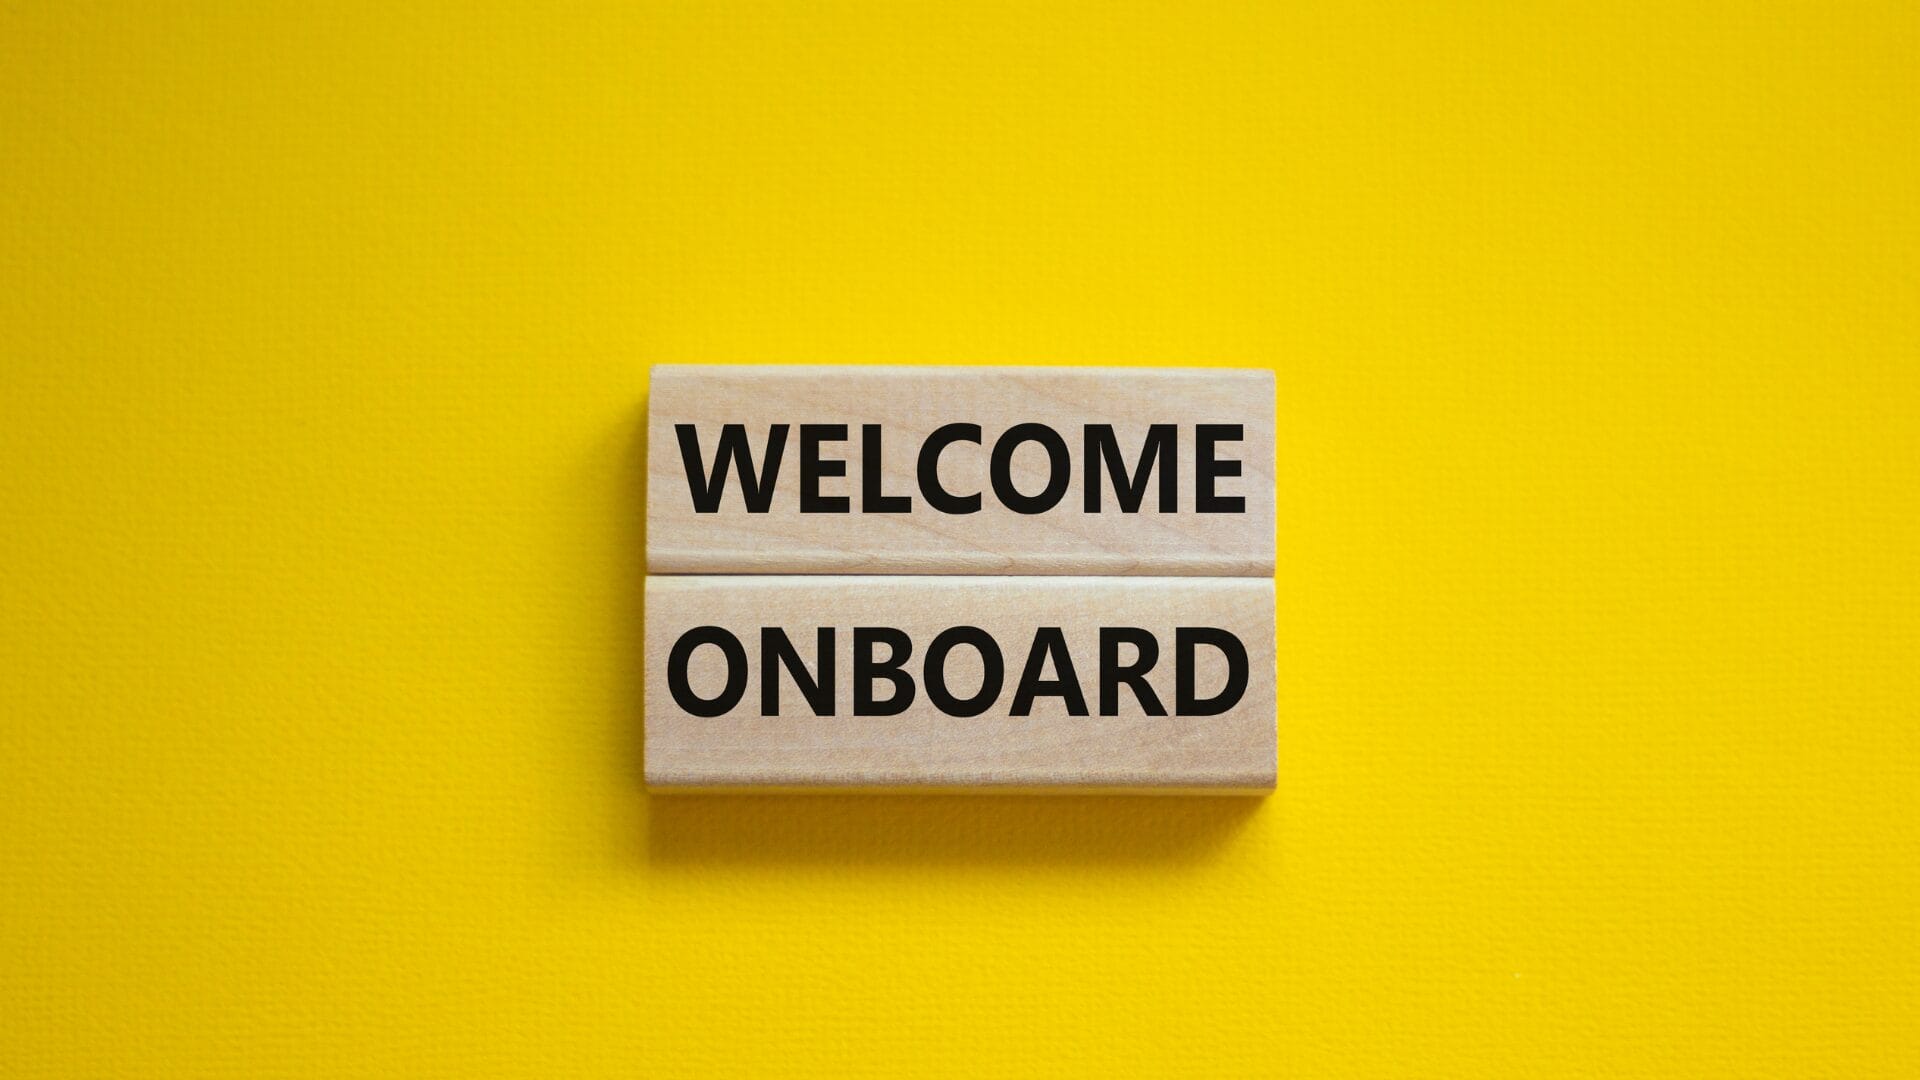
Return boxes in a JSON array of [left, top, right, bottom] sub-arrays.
[[676, 424, 789, 513]]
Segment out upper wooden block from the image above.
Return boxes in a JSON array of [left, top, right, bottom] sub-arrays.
[[646, 365, 1276, 575]]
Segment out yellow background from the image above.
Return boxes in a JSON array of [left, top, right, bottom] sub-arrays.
[[4, 2, 1915, 1075]]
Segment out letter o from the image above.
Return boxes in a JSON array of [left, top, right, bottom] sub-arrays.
[[668, 626, 748, 717], [923, 626, 1006, 717], [990, 423, 1071, 514]]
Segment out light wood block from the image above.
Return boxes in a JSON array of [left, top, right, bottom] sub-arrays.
[[646, 365, 1275, 575], [644, 576, 1276, 793]]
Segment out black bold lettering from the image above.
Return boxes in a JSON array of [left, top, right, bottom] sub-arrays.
[[990, 423, 1071, 514], [1098, 627, 1166, 716], [675, 423, 789, 514], [798, 424, 849, 513], [861, 424, 912, 512], [1195, 424, 1245, 514], [760, 627, 835, 715], [1009, 626, 1089, 715], [1175, 627, 1248, 715], [922, 626, 1005, 717], [918, 423, 982, 514], [667, 626, 748, 717], [1084, 424, 1177, 513], [853, 627, 915, 716]]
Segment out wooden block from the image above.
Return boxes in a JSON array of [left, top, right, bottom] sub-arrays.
[[646, 365, 1275, 575], [644, 576, 1276, 793]]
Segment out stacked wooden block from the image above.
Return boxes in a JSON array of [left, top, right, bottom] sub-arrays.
[[644, 366, 1276, 793]]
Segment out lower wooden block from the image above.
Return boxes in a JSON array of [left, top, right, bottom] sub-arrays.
[[644, 576, 1275, 793]]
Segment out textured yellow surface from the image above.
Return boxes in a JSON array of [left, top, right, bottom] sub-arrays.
[[3, 3, 1916, 1075]]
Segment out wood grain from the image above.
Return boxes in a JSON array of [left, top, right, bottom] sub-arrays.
[[646, 365, 1275, 575], [645, 575, 1276, 793]]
